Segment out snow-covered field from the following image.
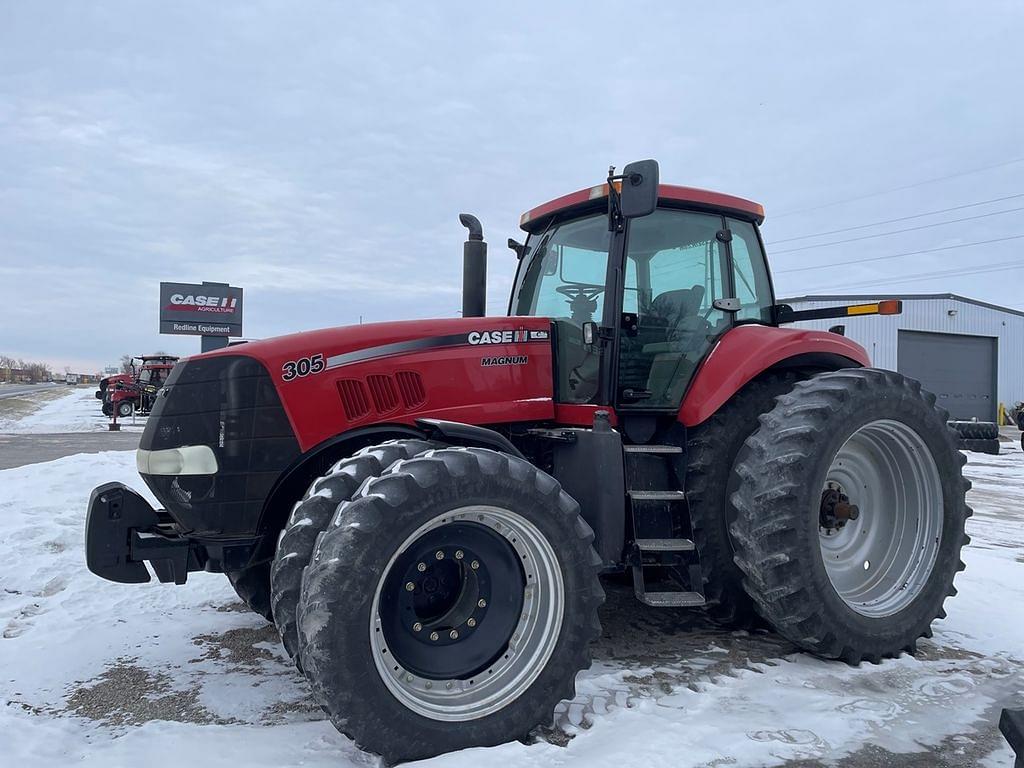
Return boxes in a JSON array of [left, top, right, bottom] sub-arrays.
[[0, 388, 147, 433], [0, 434, 1021, 765]]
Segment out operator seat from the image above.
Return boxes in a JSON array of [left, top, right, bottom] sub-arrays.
[[648, 286, 706, 338], [642, 285, 711, 405]]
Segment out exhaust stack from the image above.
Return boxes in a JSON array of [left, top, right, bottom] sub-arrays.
[[459, 213, 487, 318]]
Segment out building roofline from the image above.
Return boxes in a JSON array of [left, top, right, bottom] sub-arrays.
[[778, 293, 1024, 319]]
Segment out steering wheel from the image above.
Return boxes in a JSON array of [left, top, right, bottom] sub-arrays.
[[555, 284, 604, 302], [556, 283, 604, 323]]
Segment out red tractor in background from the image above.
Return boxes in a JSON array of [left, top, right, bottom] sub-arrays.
[[96, 355, 179, 418], [86, 161, 969, 763]]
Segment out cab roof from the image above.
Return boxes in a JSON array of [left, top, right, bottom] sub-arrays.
[[520, 182, 765, 233]]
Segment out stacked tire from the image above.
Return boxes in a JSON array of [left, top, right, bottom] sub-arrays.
[[948, 420, 1000, 455]]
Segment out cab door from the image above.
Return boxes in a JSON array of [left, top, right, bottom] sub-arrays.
[[615, 208, 733, 410]]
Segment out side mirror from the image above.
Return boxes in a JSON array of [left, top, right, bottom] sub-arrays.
[[619, 159, 659, 219], [507, 238, 526, 259]]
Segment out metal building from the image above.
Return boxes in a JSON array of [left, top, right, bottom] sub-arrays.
[[779, 293, 1024, 422]]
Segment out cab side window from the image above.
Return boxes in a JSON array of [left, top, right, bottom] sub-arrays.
[[728, 219, 774, 323]]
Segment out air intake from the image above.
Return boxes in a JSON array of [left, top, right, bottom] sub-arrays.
[[366, 374, 400, 413], [395, 371, 426, 408], [337, 379, 371, 421]]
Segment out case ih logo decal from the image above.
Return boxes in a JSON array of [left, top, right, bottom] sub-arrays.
[[481, 355, 528, 367], [165, 294, 239, 315], [468, 328, 548, 345]]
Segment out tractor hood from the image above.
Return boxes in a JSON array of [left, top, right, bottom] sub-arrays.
[[167, 316, 556, 453]]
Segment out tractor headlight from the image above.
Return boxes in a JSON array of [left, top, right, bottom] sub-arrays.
[[137, 445, 218, 476]]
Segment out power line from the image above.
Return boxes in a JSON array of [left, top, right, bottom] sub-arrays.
[[801, 259, 1024, 293], [770, 206, 1024, 255], [774, 234, 1024, 275], [772, 157, 1024, 219], [768, 193, 1024, 245]]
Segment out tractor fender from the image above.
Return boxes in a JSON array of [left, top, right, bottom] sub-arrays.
[[678, 325, 870, 427], [415, 418, 525, 459]]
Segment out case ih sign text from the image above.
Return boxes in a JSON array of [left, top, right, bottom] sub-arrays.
[[159, 282, 243, 337]]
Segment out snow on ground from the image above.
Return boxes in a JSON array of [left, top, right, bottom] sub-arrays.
[[0, 388, 147, 433], [1, 446, 1022, 767]]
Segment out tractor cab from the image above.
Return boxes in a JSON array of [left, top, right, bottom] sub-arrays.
[[511, 162, 773, 412], [135, 355, 179, 389]]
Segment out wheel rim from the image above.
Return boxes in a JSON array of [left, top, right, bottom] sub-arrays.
[[819, 419, 943, 618], [370, 505, 564, 721]]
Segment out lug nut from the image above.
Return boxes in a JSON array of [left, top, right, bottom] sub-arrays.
[[417, 562, 426, 572], [446, 681, 453, 690], [467, 618, 476, 628], [405, 674, 413, 682], [413, 622, 422, 632], [430, 631, 439, 641], [455, 550, 464, 560], [449, 629, 459, 640], [425, 681, 432, 689], [470, 560, 479, 570], [477, 598, 486, 608], [435, 550, 445, 560], [405, 581, 415, 592]]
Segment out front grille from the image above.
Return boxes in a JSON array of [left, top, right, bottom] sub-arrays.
[[139, 355, 299, 537]]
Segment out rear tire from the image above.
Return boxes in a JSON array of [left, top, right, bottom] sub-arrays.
[[730, 369, 970, 663], [270, 438, 441, 666], [686, 372, 799, 627], [297, 448, 603, 763], [226, 561, 273, 622]]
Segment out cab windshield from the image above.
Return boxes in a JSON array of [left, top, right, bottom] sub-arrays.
[[512, 214, 610, 323]]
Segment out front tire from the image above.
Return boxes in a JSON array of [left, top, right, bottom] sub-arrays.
[[730, 369, 970, 663], [297, 448, 603, 763], [117, 401, 133, 418]]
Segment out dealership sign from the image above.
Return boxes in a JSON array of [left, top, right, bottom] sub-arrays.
[[159, 282, 243, 337]]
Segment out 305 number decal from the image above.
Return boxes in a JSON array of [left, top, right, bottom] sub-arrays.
[[281, 353, 325, 381]]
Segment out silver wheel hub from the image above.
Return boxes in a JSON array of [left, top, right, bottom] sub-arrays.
[[370, 505, 564, 721], [819, 419, 943, 618]]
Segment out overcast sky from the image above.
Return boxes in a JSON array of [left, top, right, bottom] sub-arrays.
[[1, 1, 1022, 372]]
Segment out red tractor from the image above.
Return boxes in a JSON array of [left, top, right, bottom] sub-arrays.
[[97, 355, 179, 417], [86, 161, 969, 763]]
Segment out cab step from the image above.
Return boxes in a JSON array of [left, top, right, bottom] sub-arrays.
[[623, 444, 684, 454], [628, 490, 687, 501], [635, 590, 706, 608], [624, 440, 706, 609], [635, 538, 695, 552]]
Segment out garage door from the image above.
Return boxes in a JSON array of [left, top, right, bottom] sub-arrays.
[[897, 330, 997, 421]]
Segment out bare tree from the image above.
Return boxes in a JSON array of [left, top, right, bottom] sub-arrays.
[[120, 354, 135, 374]]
